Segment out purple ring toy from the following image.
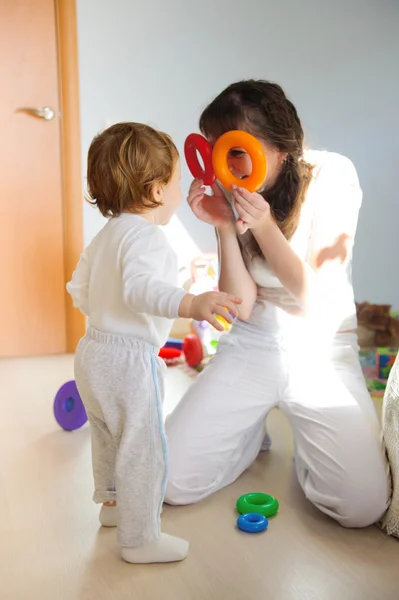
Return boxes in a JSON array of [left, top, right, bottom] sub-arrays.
[[53, 380, 87, 431]]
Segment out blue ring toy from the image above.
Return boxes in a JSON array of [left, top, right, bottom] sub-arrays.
[[237, 513, 268, 533]]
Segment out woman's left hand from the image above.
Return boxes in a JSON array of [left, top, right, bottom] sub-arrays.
[[231, 185, 271, 235]]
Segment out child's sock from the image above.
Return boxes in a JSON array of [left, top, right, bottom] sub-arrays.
[[99, 504, 118, 527], [121, 533, 189, 564]]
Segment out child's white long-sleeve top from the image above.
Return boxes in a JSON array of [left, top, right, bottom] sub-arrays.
[[67, 213, 187, 348]]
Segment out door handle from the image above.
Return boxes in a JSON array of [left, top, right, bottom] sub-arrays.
[[16, 106, 56, 120]]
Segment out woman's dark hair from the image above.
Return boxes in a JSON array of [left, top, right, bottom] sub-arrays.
[[200, 80, 313, 257]]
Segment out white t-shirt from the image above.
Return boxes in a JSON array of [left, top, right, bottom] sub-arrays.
[[67, 213, 186, 348], [244, 150, 362, 332]]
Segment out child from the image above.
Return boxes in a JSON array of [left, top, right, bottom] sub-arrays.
[[67, 122, 241, 564]]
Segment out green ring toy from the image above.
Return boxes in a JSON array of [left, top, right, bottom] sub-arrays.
[[236, 493, 279, 518]]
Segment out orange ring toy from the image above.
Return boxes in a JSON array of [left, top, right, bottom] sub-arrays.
[[212, 130, 267, 193]]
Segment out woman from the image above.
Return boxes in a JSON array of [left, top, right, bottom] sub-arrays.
[[165, 80, 390, 527]]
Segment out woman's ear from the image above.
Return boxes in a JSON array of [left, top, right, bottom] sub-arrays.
[[279, 151, 288, 164]]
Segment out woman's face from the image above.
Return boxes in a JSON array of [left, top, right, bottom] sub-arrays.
[[209, 133, 287, 192]]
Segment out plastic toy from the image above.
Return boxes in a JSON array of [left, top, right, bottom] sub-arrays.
[[189, 254, 219, 295], [53, 380, 88, 431], [377, 347, 398, 380], [184, 133, 215, 185], [164, 338, 184, 350], [183, 333, 204, 367], [184, 130, 267, 192], [182, 252, 232, 367], [236, 492, 279, 518], [212, 130, 267, 192], [158, 347, 182, 365], [237, 513, 268, 533]]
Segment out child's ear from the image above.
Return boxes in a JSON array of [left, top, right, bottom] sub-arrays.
[[152, 183, 164, 204]]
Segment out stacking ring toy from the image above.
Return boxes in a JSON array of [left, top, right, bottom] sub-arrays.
[[237, 513, 268, 533], [183, 333, 204, 368], [212, 130, 267, 193], [184, 133, 215, 186], [236, 493, 279, 518], [53, 380, 88, 431]]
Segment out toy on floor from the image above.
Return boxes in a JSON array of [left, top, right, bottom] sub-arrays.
[[377, 348, 398, 380], [158, 347, 182, 366], [159, 334, 205, 368], [184, 130, 267, 192], [164, 338, 184, 350], [183, 333, 204, 367], [236, 493, 279, 518], [53, 380, 87, 431], [187, 320, 226, 367], [356, 302, 399, 347], [237, 513, 268, 533], [161, 327, 225, 370]]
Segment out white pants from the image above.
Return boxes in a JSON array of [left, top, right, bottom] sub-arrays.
[[75, 328, 167, 548], [165, 306, 390, 527]]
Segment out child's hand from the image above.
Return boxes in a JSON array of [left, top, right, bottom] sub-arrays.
[[179, 292, 242, 331], [187, 179, 235, 229]]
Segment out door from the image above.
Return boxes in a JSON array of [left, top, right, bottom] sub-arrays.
[[0, 0, 67, 357]]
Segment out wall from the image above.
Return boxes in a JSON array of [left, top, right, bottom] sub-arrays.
[[76, 0, 399, 306]]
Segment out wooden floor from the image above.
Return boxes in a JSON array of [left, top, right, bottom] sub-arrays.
[[0, 355, 398, 600]]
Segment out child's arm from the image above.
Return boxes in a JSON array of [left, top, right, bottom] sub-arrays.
[[121, 228, 187, 319], [121, 227, 241, 329], [66, 249, 90, 316]]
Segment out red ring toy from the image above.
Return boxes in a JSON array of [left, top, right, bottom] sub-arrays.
[[158, 347, 182, 366], [183, 334, 204, 368], [184, 134, 215, 186]]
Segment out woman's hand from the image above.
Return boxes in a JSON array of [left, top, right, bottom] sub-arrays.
[[187, 179, 235, 229], [231, 185, 271, 234]]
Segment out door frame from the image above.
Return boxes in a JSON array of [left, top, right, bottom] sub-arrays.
[[56, 0, 85, 352]]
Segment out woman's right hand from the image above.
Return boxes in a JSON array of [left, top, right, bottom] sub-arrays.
[[187, 179, 235, 229]]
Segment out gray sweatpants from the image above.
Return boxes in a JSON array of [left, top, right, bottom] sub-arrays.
[[74, 327, 167, 548]]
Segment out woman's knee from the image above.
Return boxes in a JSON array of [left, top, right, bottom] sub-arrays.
[[164, 469, 216, 506], [299, 436, 390, 528], [334, 434, 390, 527], [336, 477, 389, 528], [164, 481, 194, 506], [306, 461, 390, 528]]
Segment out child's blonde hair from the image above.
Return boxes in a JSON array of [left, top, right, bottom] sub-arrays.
[[87, 122, 179, 217]]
